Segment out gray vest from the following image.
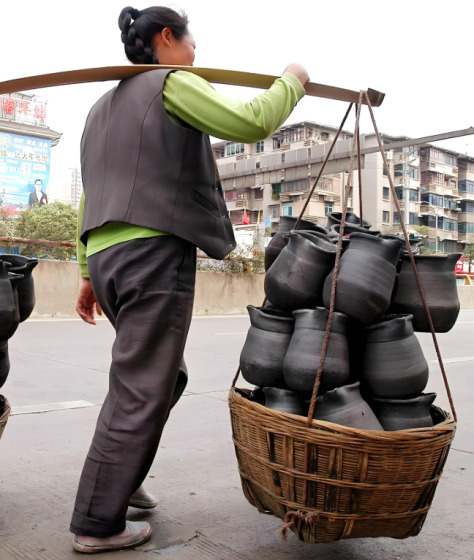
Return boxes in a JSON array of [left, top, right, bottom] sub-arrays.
[[80, 69, 236, 260]]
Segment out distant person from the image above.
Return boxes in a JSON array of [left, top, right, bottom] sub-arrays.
[[28, 179, 48, 207], [72, 4, 309, 554]]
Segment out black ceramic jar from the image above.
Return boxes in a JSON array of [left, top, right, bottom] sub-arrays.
[[363, 314, 429, 399], [262, 387, 308, 416], [370, 393, 437, 431], [265, 216, 328, 271], [265, 232, 337, 312], [283, 307, 350, 394], [326, 212, 372, 230], [323, 233, 404, 325], [388, 254, 461, 332], [328, 224, 382, 240], [0, 341, 9, 389], [311, 382, 384, 430], [2, 255, 38, 322], [240, 306, 294, 388]]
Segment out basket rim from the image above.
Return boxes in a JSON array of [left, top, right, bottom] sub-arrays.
[[229, 387, 456, 442]]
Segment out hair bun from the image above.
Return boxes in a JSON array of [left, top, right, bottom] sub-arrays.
[[118, 6, 140, 33]]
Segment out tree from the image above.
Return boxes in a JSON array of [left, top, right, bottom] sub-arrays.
[[413, 226, 436, 255], [462, 234, 474, 273], [13, 202, 78, 259]]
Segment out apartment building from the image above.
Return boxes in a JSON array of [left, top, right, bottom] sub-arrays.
[[213, 121, 474, 253]]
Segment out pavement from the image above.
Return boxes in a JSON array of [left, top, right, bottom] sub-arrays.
[[0, 312, 473, 559]]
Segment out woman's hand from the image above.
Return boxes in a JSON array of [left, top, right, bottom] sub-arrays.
[[76, 278, 103, 325], [283, 63, 310, 87]]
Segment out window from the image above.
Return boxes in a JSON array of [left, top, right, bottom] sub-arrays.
[[282, 203, 293, 217], [396, 188, 419, 202], [324, 202, 333, 216], [256, 141, 265, 154], [281, 179, 310, 193], [394, 164, 404, 177], [421, 171, 444, 185], [272, 183, 281, 195], [383, 165, 388, 177], [271, 207, 279, 219], [395, 188, 403, 201], [281, 127, 304, 144], [421, 215, 438, 228], [459, 222, 474, 234], [409, 212, 418, 226], [382, 211, 390, 223], [394, 212, 402, 224], [383, 187, 390, 200], [409, 167, 419, 180], [225, 190, 237, 202], [446, 154, 457, 166], [273, 138, 281, 150], [226, 143, 245, 157], [254, 188, 264, 200], [444, 240, 457, 253], [461, 200, 474, 213], [459, 180, 474, 193], [421, 193, 443, 207], [445, 197, 459, 211], [444, 220, 457, 232]]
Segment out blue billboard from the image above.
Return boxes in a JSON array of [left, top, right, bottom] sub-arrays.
[[0, 131, 51, 208]]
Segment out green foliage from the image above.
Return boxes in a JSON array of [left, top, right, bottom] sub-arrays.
[[462, 236, 474, 272], [413, 226, 436, 255], [0, 202, 78, 259], [197, 229, 266, 274]]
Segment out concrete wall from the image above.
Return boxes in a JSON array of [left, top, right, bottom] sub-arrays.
[[29, 260, 474, 317], [457, 285, 474, 309], [30, 261, 265, 318]]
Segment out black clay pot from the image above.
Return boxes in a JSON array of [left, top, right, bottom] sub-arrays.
[[346, 317, 366, 383], [311, 382, 384, 430], [326, 212, 372, 230], [265, 216, 328, 271], [3, 256, 38, 322], [240, 306, 294, 388], [388, 254, 461, 332], [331, 237, 351, 254], [0, 262, 19, 339], [265, 232, 336, 312], [370, 393, 437, 431], [0, 274, 24, 341], [283, 307, 350, 394], [328, 224, 382, 240], [363, 314, 428, 399], [263, 387, 308, 416], [0, 341, 9, 389], [381, 235, 422, 257], [323, 233, 404, 325]]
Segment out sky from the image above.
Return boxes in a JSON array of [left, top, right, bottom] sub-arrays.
[[1, 0, 473, 199]]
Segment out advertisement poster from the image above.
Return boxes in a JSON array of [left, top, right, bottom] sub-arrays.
[[0, 131, 51, 208]]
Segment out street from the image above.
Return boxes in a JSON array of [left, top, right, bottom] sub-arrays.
[[0, 312, 473, 559]]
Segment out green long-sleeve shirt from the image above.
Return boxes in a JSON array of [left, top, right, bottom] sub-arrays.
[[77, 71, 305, 277]]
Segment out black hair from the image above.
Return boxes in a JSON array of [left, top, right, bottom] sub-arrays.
[[118, 6, 189, 64], [35, 179, 42, 185]]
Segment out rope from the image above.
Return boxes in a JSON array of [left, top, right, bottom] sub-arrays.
[[294, 103, 354, 229], [306, 92, 364, 427], [363, 91, 457, 423], [357, 131, 363, 226]]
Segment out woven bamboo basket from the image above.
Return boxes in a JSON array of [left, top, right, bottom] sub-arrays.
[[229, 389, 455, 543], [0, 395, 11, 441]]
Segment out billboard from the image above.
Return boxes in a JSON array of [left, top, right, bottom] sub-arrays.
[[0, 131, 51, 208]]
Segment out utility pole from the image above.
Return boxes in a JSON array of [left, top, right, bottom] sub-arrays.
[[403, 146, 411, 226]]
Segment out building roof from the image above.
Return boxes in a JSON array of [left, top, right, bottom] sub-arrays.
[[0, 118, 62, 146]]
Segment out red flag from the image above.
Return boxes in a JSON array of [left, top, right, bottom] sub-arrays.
[[243, 210, 250, 225]]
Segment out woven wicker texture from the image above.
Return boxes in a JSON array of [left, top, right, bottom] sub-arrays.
[[229, 389, 456, 544], [0, 395, 11, 441]]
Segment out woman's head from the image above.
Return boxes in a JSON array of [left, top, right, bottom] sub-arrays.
[[118, 6, 194, 66]]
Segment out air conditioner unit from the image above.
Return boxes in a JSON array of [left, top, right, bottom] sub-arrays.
[[385, 152, 393, 160]]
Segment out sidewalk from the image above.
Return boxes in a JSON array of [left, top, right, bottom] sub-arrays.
[[0, 314, 473, 559]]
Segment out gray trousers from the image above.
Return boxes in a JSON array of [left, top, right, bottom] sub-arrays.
[[70, 235, 196, 537]]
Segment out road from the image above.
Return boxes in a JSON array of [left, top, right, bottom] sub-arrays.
[[0, 312, 473, 559]]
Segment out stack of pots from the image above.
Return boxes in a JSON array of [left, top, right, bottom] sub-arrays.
[[239, 212, 461, 431], [0, 255, 38, 389]]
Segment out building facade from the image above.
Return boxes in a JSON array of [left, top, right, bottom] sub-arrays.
[[213, 121, 474, 253]]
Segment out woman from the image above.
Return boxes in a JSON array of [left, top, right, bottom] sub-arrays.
[[72, 5, 308, 554]]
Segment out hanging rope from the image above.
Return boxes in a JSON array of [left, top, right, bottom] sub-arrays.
[[306, 92, 364, 427], [363, 91, 456, 422], [357, 131, 363, 226]]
